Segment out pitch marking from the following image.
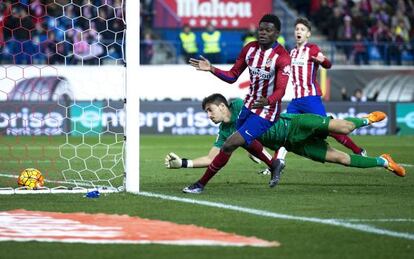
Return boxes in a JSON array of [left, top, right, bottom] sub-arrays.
[[139, 192, 414, 241]]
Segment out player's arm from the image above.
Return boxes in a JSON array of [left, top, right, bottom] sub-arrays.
[[189, 44, 250, 83], [165, 147, 220, 169], [310, 45, 332, 69]]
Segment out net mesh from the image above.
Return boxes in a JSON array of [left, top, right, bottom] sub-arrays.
[[0, 0, 126, 193]]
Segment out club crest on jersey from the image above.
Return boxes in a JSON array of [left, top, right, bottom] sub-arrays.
[[265, 58, 273, 68]]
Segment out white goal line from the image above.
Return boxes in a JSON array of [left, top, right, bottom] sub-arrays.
[[138, 192, 414, 241]]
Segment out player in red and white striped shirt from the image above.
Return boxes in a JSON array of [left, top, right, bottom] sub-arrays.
[[185, 14, 291, 193], [274, 17, 366, 173]]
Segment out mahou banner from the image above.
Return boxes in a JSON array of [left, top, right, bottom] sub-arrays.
[[154, 0, 273, 29]]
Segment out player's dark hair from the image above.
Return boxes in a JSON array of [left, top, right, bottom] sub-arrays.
[[295, 17, 311, 31], [202, 93, 229, 110], [259, 14, 281, 32]]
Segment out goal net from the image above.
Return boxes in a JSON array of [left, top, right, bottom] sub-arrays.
[[0, 0, 135, 194]]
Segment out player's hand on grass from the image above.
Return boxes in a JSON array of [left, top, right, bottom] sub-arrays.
[[311, 52, 326, 64], [189, 55, 212, 71], [252, 97, 269, 108], [165, 152, 182, 169]]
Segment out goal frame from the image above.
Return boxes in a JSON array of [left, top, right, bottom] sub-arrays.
[[0, 0, 140, 194]]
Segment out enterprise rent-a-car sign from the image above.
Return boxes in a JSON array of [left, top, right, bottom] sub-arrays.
[[0, 101, 393, 136], [140, 101, 219, 135]]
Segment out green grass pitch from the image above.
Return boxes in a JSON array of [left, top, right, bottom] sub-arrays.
[[0, 135, 413, 258]]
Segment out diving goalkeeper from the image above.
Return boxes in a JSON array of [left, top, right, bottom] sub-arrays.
[[165, 93, 406, 194]]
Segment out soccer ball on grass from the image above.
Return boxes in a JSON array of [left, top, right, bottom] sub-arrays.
[[17, 168, 45, 190]]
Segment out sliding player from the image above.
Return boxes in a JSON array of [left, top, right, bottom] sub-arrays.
[[165, 94, 406, 193]]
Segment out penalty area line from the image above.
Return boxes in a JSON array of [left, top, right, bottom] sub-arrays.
[[139, 192, 414, 241]]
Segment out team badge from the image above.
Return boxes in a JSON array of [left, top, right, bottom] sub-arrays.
[[265, 58, 272, 68]]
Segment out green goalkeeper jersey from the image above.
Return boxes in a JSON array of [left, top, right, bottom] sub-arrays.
[[213, 98, 291, 149], [213, 98, 243, 148]]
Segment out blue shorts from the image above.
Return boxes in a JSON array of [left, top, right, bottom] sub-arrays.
[[236, 106, 274, 146], [287, 96, 327, 116]]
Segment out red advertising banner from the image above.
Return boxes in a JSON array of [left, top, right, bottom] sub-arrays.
[[154, 0, 273, 29]]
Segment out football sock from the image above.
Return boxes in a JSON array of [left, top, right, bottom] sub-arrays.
[[349, 154, 378, 168], [345, 117, 369, 128], [245, 139, 272, 167], [376, 157, 388, 167], [199, 150, 231, 186], [330, 133, 363, 154], [275, 146, 288, 161]]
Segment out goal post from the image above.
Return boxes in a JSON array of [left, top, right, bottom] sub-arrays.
[[125, 0, 140, 193], [0, 0, 139, 194]]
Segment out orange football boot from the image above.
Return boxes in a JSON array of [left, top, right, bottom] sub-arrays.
[[380, 154, 406, 177], [364, 111, 386, 124]]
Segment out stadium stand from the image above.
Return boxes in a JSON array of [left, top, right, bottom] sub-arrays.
[[140, 0, 413, 65], [0, 0, 125, 65]]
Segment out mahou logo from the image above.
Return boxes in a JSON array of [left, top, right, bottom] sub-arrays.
[[176, 0, 252, 18], [156, 0, 272, 28]]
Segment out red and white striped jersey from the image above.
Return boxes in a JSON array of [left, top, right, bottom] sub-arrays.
[[213, 41, 291, 122], [290, 43, 331, 99]]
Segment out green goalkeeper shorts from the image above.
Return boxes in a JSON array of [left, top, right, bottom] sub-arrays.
[[289, 138, 328, 163], [286, 114, 330, 163]]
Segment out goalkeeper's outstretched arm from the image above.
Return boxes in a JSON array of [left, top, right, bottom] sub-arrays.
[[165, 147, 220, 169]]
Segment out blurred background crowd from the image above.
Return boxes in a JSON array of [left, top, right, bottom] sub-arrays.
[[289, 0, 414, 65], [0, 0, 125, 65], [0, 0, 413, 66], [140, 0, 414, 66]]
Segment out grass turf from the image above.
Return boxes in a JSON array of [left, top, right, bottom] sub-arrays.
[[0, 135, 413, 259]]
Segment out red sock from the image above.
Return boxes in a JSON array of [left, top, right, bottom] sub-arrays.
[[245, 139, 272, 167], [199, 150, 231, 186], [330, 133, 363, 154]]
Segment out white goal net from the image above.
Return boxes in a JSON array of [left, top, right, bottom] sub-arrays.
[[0, 0, 136, 194]]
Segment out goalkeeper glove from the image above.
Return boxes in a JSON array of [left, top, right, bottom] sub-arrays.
[[165, 152, 193, 169]]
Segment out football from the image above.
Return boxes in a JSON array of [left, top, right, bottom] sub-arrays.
[[17, 168, 45, 190]]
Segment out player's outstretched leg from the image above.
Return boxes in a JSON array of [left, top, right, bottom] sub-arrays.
[[269, 159, 285, 188], [380, 154, 406, 177], [330, 111, 387, 156], [326, 147, 406, 177]]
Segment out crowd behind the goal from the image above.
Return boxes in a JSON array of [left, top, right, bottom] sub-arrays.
[[0, 0, 125, 65]]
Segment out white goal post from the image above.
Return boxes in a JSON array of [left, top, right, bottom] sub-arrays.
[[125, 0, 140, 193]]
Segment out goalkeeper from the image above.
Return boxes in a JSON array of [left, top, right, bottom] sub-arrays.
[[165, 93, 406, 193]]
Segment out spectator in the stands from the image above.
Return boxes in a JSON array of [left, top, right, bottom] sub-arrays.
[[370, 19, 392, 62], [338, 15, 354, 63], [353, 32, 369, 65], [311, 0, 332, 36], [42, 30, 64, 64], [30, 22, 48, 64], [201, 23, 221, 64], [141, 30, 154, 65], [179, 24, 198, 62], [327, 7, 343, 41], [386, 19, 410, 65], [391, 9, 411, 33]]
